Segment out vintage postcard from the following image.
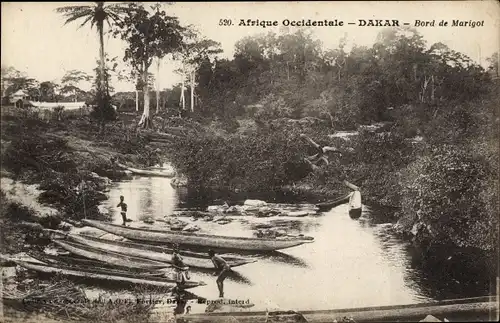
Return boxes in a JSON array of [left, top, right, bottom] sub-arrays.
[[1, 1, 499, 322]]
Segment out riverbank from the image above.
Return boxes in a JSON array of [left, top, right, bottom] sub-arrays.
[[0, 113, 168, 322], [1, 108, 497, 321], [163, 83, 499, 255]]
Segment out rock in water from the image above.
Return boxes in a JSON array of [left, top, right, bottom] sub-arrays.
[[224, 205, 239, 213], [244, 199, 267, 207], [207, 205, 220, 212], [419, 315, 442, 322], [183, 224, 200, 232], [286, 211, 309, 217]]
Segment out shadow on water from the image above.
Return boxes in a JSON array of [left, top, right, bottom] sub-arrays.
[[194, 268, 253, 285], [260, 251, 310, 268], [178, 245, 310, 269], [403, 243, 498, 300], [367, 220, 497, 301]]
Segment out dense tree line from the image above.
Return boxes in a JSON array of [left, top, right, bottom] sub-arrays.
[[168, 27, 498, 252]]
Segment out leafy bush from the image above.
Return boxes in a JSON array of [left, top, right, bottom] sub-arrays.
[[2, 132, 76, 178], [399, 144, 497, 250], [168, 129, 309, 192]]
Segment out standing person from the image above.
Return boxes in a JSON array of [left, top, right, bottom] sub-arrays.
[[172, 244, 190, 294], [116, 195, 128, 225], [208, 249, 231, 298]]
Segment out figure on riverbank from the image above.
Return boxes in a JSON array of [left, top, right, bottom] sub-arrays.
[[299, 134, 342, 171], [208, 249, 231, 298], [172, 244, 190, 295], [116, 195, 128, 225]]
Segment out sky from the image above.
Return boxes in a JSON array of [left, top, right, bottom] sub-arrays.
[[1, 1, 499, 92]]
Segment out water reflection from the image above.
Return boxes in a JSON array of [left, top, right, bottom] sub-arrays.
[[262, 251, 310, 268], [104, 177, 178, 224], [99, 176, 494, 313], [194, 268, 253, 285]]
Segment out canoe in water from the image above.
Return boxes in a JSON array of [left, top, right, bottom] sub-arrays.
[[82, 220, 314, 251], [316, 193, 351, 212], [10, 258, 205, 289], [64, 234, 257, 269], [53, 239, 171, 270]]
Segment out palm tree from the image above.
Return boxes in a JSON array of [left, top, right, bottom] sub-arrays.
[[56, 2, 129, 92]]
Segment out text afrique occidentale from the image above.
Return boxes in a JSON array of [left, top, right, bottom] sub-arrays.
[[233, 19, 400, 28]]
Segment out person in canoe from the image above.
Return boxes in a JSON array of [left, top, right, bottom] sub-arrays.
[[208, 249, 231, 298], [299, 134, 342, 171], [345, 180, 362, 219], [172, 244, 190, 294], [116, 195, 131, 225]]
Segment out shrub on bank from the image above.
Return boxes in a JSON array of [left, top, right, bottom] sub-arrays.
[[168, 129, 309, 192], [398, 144, 498, 251]]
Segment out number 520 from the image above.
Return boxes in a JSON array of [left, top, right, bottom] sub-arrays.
[[219, 19, 232, 26]]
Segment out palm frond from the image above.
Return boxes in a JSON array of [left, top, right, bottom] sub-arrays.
[[55, 5, 93, 14], [61, 9, 94, 25], [78, 15, 94, 29]]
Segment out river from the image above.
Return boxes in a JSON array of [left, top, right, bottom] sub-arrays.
[[98, 175, 495, 314]]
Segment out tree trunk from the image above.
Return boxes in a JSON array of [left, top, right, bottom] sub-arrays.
[[190, 70, 195, 112], [138, 66, 152, 129], [431, 75, 435, 101], [97, 21, 106, 93], [156, 58, 160, 113], [135, 90, 139, 112], [180, 63, 186, 110]]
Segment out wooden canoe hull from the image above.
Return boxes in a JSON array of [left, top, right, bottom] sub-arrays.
[[66, 234, 257, 269], [316, 193, 351, 212], [82, 220, 314, 251], [177, 296, 498, 323], [53, 239, 170, 270], [13, 259, 205, 289]]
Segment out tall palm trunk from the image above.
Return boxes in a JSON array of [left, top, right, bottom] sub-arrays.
[[156, 58, 160, 113], [97, 21, 106, 93], [97, 20, 106, 134]]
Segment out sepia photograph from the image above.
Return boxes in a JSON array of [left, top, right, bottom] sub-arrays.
[[1, 1, 499, 322]]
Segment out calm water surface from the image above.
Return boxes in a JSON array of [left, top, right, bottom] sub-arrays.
[[96, 175, 493, 313]]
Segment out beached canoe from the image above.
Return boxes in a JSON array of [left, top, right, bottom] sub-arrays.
[[65, 234, 257, 269], [53, 239, 171, 270], [33, 253, 167, 278], [316, 193, 351, 212], [82, 220, 314, 251], [11, 258, 205, 289]]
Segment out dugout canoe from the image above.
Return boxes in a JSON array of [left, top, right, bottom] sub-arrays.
[[82, 219, 314, 251], [34, 252, 166, 277], [65, 234, 257, 269], [11, 258, 205, 289], [53, 239, 171, 270], [316, 193, 351, 212], [177, 296, 498, 323]]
